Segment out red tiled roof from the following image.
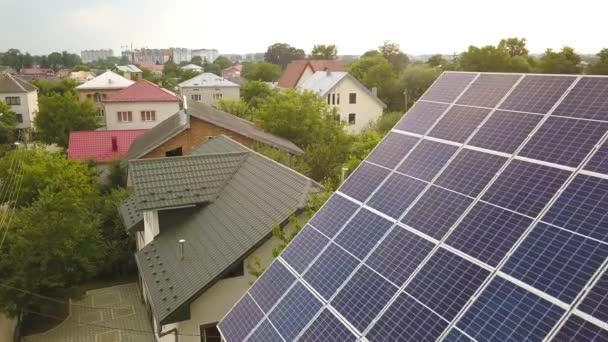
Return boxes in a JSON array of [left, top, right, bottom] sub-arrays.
[[277, 60, 345, 88], [138, 63, 164, 72], [19, 68, 54, 76], [104, 80, 179, 103], [68, 130, 147, 163]]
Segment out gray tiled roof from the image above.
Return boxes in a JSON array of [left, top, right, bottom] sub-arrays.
[[133, 136, 318, 324], [119, 197, 144, 232], [0, 73, 36, 93], [128, 152, 248, 210]]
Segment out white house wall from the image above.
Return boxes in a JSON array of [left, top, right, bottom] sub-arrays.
[[180, 87, 240, 107], [295, 66, 314, 88], [329, 76, 384, 133], [1, 91, 38, 129], [104, 102, 180, 130]]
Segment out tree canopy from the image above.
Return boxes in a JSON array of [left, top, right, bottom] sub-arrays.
[[539, 47, 583, 74], [241, 62, 281, 82], [0, 101, 18, 146], [588, 49, 608, 75], [264, 43, 306, 69], [379, 41, 410, 73], [310, 44, 338, 60]]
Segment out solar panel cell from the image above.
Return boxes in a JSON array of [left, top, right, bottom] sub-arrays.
[[310, 194, 359, 238], [456, 277, 565, 342], [303, 243, 360, 300], [457, 73, 520, 108], [443, 329, 475, 342], [428, 105, 491, 143], [578, 270, 608, 322], [552, 77, 608, 120], [446, 202, 533, 267], [367, 173, 427, 219], [585, 141, 608, 174], [299, 309, 357, 342], [401, 185, 474, 240], [435, 149, 507, 197], [334, 208, 393, 259], [340, 163, 390, 202], [397, 139, 458, 181], [481, 160, 571, 217], [268, 282, 322, 341], [519, 117, 608, 167], [502, 223, 608, 303], [395, 101, 450, 134], [552, 315, 608, 341], [281, 226, 329, 274], [248, 261, 295, 313], [421, 72, 477, 103], [500, 75, 575, 114], [247, 320, 283, 342], [366, 293, 449, 342], [218, 294, 265, 342], [367, 132, 419, 169], [468, 110, 543, 154]]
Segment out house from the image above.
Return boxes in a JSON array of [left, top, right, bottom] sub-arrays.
[[179, 73, 240, 107], [138, 62, 164, 75], [115, 65, 143, 81], [122, 100, 303, 164], [68, 71, 96, 83], [102, 80, 180, 131], [181, 64, 204, 73], [0, 73, 38, 133], [299, 71, 386, 133], [19, 67, 54, 78], [277, 59, 345, 88], [222, 64, 242, 79], [75, 70, 135, 117], [120, 135, 319, 341]]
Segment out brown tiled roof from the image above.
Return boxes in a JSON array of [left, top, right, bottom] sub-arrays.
[[0, 73, 37, 93], [277, 59, 346, 88]]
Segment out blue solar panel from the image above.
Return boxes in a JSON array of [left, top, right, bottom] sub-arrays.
[[366, 293, 449, 342], [281, 226, 329, 274], [457, 73, 520, 108], [500, 75, 575, 114], [366, 227, 435, 286], [218, 294, 265, 342], [456, 277, 565, 342], [331, 265, 398, 332], [585, 141, 608, 174], [578, 270, 608, 322], [552, 77, 608, 121], [401, 185, 473, 240], [421, 72, 477, 103], [303, 243, 360, 300], [519, 117, 608, 167], [502, 223, 608, 303], [340, 162, 390, 202], [397, 139, 458, 181], [395, 101, 449, 134], [310, 194, 359, 238], [446, 202, 533, 267], [334, 208, 393, 259], [443, 329, 475, 342], [468, 110, 544, 154], [268, 282, 322, 341], [481, 160, 571, 217], [366, 132, 419, 169], [248, 261, 295, 313], [542, 175, 608, 242], [435, 149, 507, 197], [428, 105, 491, 143], [404, 248, 490, 321], [248, 320, 283, 342], [299, 309, 357, 342], [552, 315, 608, 341], [367, 173, 427, 219]]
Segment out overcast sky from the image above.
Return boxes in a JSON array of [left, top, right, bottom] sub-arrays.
[[1, 0, 606, 56]]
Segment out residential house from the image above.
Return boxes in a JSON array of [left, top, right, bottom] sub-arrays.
[[120, 135, 319, 341], [181, 64, 203, 73], [115, 65, 144, 80], [277, 59, 345, 88], [299, 71, 386, 133], [103, 80, 180, 131], [19, 67, 55, 78], [179, 73, 239, 107], [0, 73, 38, 133], [68, 71, 96, 83], [222, 64, 242, 79], [75, 70, 135, 117], [138, 63, 164, 76], [56, 69, 72, 79], [122, 100, 303, 164]]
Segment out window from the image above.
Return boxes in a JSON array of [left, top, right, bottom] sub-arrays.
[[5, 97, 20, 105], [212, 93, 223, 100], [200, 324, 221, 342], [191, 94, 202, 101], [327, 94, 331, 105], [96, 108, 105, 117], [349, 92, 357, 104], [337, 93, 340, 105], [192, 88, 200, 92], [15, 114, 23, 123], [93, 93, 103, 102], [117, 111, 132, 122], [141, 110, 156, 121], [165, 147, 183, 157], [331, 93, 336, 105], [348, 113, 356, 125]]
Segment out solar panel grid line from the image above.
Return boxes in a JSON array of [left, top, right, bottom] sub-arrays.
[[420, 134, 465, 147], [437, 244, 494, 272], [390, 129, 423, 139], [496, 272, 570, 310], [513, 155, 577, 172], [540, 220, 608, 246], [461, 144, 512, 158], [579, 168, 608, 180], [573, 309, 608, 332]]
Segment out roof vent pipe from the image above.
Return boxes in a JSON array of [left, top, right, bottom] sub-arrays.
[[179, 239, 186, 260]]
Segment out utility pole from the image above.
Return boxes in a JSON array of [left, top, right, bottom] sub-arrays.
[[403, 90, 409, 111]]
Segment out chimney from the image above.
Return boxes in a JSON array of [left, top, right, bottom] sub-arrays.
[[111, 136, 118, 152], [179, 239, 186, 260], [371, 87, 378, 97], [325, 67, 331, 76], [341, 167, 349, 184]]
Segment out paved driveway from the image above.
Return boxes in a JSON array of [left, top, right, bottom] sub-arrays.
[[23, 283, 155, 342]]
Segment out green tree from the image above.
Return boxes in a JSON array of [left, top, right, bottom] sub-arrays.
[[427, 54, 447, 67], [204, 62, 222, 76], [379, 41, 409, 73], [179, 69, 201, 83], [498, 38, 529, 57], [539, 47, 583, 74], [459, 45, 512, 72], [348, 55, 397, 108], [0, 101, 18, 145], [344, 130, 381, 172], [34, 93, 101, 147], [310, 44, 338, 60], [373, 111, 403, 135], [47, 52, 64, 70], [30, 79, 78, 96], [21, 53, 33, 68], [213, 56, 233, 70], [587, 49, 608, 75], [240, 81, 275, 108], [241, 62, 281, 82], [217, 99, 252, 119], [190, 56, 204, 66], [162, 60, 181, 77], [264, 43, 306, 69], [399, 65, 441, 109]]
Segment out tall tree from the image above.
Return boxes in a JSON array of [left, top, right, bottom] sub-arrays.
[[213, 56, 233, 70], [399, 65, 441, 109], [498, 38, 529, 57], [310, 45, 338, 60], [241, 62, 281, 82], [34, 93, 101, 147], [588, 48, 608, 75], [379, 41, 409, 73], [264, 43, 306, 69], [539, 47, 583, 74], [459, 45, 512, 72], [348, 55, 397, 108], [47, 52, 63, 70], [0, 101, 18, 145], [0, 49, 23, 71], [190, 55, 204, 66], [427, 54, 447, 67], [240, 80, 275, 108]]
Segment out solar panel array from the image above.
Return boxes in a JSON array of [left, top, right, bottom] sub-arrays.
[[219, 72, 608, 342]]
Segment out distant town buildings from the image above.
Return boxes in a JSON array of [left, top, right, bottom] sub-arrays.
[[191, 49, 219, 63], [81, 49, 114, 63], [172, 48, 191, 64]]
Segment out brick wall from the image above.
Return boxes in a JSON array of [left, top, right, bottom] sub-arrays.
[[142, 117, 255, 159]]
